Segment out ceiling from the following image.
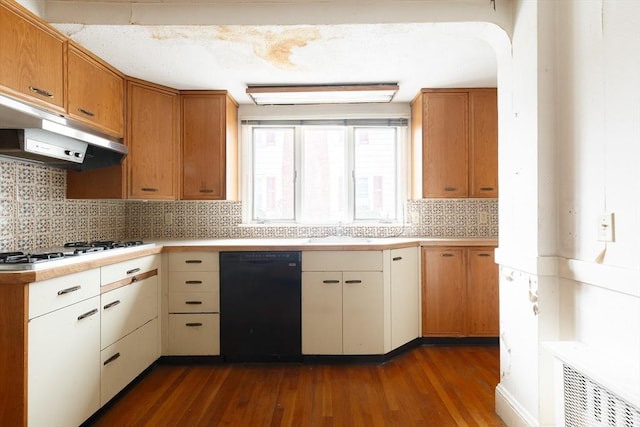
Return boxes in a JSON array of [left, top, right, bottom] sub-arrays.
[[41, 1, 500, 105]]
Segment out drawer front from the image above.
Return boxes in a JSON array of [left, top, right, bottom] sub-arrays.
[[167, 313, 219, 355], [168, 252, 218, 272], [101, 318, 159, 406], [168, 292, 218, 313], [302, 251, 383, 272], [168, 271, 219, 293], [101, 255, 159, 286], [29, 268, 100, 319], [101, 275, 158, 349]]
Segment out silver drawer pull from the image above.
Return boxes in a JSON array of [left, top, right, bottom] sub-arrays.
[[57, 285, 81, 295], [185, 280, 203, 284], [186, 322, 203, 327], [392, 256, 402, 261], [345, 280, 362, 284], [103, 352, 120, 365], [126, 268, 141, 275], [29, 86, 53, 98], [185, 301, 203, 305], [103, 300, 121, 310], [185, 260, 203, 264], [77, 308, 98, 321]]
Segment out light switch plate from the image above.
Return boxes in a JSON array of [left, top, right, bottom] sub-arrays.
[[597, 213, 614, 242]]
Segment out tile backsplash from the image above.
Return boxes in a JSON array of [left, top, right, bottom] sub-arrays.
[[1, 158, 498, 251]]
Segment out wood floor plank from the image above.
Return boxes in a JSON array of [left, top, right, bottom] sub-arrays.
[[85, 346, 505, 427]]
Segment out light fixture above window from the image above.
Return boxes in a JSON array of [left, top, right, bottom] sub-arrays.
[[246, 83, 399, 105]]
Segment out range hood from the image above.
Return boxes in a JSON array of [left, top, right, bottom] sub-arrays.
[[0, 94, 127, 171]]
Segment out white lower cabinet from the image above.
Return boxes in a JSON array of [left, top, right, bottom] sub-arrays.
[[28, 295, 101, 427], [342, 271, 384, 354], [301, 272, 343, 354], [101, 318, 159, 405], [166, 252, 220, 355], [168, 313, 220, 355]]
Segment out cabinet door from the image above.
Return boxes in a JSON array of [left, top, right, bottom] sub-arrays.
[[422, 92, 468, 197], [421, 247, 466, 336], [67, 45, 125, 137], [0, 3, 65, 111], [301, 272, 342, 354], [181, 94, 228, 200], [168, 313, 220, 356], [28, 296, 101, 427], [127, 81, 179, 199], [390, 247, 420, 348], [466, 247, 499, 336], [469, 89, 498, 198], [343, 271, 384, 354]]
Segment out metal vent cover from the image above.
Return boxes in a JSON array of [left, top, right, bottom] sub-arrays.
[[564, 364, 640, 427]]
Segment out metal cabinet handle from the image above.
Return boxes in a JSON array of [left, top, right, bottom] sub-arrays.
[[103, 352, 121, 365], [322, 280, 340, 284], [29, 86, 53, 98], [441, 253, 454, 257], [103, 300, 121, 310], [126, 268, 141, 275], [185, 301, 203, 305], [141, 187, 158, 192], [185, 280, 203, 284], [480, 187, 495, 191], [185, 260, 203, 264], [199, 189, 214, 193], [78, 107, 95, 117], [77, 308, 98, 321], [186, 322, 203, 327], [444, 187, 457, 192], [57, 285, 81, 295], [392, 256, 402, 261], [477, 253, 491, 257], [345, 280, 363, 284]]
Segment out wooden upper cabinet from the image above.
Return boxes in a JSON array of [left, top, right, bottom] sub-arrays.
[[67, 44, 125, 138], [0, 2, 65, 112], [469, 90, 498, 197], [411, 88, 497, 198], [421, 92, 469, 198], [181, 91, 238, 200], [127, 80, 180, 200]]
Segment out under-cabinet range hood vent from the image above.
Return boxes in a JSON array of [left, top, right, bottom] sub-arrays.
[[0, 94, 127, 171]]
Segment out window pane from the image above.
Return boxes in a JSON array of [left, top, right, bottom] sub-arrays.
[[252, 128, 295, 220], [300, 127, 346, 223], [354, 128, 397, 220]]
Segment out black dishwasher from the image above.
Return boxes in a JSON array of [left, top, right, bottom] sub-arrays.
[[219, 251, 302, 362]]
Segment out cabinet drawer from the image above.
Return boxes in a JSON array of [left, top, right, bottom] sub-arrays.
[[29, 268, 100, 319], [168, 252, 218, 271], [101, 255, 159, 286], [168, 271, 218, 293], [101, 275, 158, 349], [168, 292, 218, 313], [168, 313, 219, 355], [101, 318, 159, 406], [302, 251, 383, 272]]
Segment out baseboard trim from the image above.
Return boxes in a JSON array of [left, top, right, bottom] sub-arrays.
[[420, 336, 499, 346], [495, 383, 539, 427]]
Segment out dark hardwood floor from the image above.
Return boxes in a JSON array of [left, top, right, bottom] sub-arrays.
[[87, 345, 505, 427]]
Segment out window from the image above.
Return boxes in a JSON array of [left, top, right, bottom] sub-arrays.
[[248, 120, 406, 224]]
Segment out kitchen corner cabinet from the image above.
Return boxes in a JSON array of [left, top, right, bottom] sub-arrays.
[[0, 1, 66, 112], [421, 246, 498, 337], [127, 79, 180, 200], [166, 252, 220, 355], [411, 88, 497, 198], [302, 247, 419, 355], [181, 91, 238, 200], [67, 43, 125, 138]]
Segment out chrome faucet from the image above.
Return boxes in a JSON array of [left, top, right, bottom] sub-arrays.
[[335, 221, 343, 237]]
